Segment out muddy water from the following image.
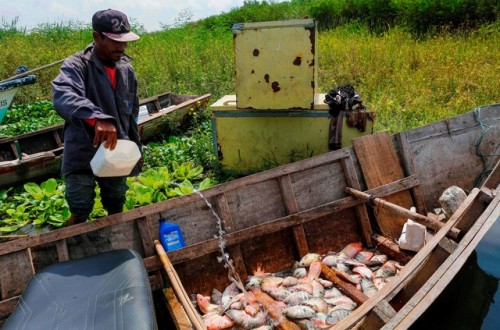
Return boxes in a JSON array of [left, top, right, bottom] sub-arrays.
[[411, 216, 500, 330]]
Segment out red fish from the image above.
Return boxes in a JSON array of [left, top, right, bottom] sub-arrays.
[[196, 294, 221, 315], [225, 309, 267, 328], [341, 242, 364, 258], [203, 312, 235, 330], [307, 260, 322, 280]]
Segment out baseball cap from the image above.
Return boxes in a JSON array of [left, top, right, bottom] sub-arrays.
[[92, 9, 140, 42]]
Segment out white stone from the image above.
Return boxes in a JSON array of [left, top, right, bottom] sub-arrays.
[[398, 211, 426, 252], [439, 186, 467, 218]]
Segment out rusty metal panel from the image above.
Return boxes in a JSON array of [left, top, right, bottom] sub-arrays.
[[211, 94, 374, 172], [232, 19, 317, 110]]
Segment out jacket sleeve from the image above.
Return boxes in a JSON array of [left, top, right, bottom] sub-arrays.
[[129, 75, 142, 148], [52, 55, 114, 126]]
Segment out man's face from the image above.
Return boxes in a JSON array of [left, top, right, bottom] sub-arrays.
[[93, 32, 128, 62]]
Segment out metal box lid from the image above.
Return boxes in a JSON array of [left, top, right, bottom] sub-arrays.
[[232, 19, 317, 110], [211, 94, 329, 111]]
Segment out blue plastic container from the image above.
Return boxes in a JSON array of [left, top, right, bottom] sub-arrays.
[[159, 218, 185, 252]]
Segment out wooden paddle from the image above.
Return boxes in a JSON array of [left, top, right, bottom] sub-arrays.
[[154, 240, 206, 330], [0, 59, 65, 84], [346, 187, 460, 240]]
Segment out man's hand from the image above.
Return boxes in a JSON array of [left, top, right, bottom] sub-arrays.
[[93, 119, 117, 150]]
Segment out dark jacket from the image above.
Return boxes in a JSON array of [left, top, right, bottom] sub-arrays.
[[52, 43, 141, 176]]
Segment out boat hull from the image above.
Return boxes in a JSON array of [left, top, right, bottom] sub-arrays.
[[0, 88, 18, 124], [0, 93, 211, 188]]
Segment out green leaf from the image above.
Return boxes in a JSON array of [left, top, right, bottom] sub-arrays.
[[152, 190, 168, 203], [131, 183, 155, 205], [33, 218, 46, 226], [138, 168, 171, 190], [124, 197, 137, 211], [169, 180, 195, 196], [173, 162, 203, 181], [197, 178, 212, 191], [0, 220, 30, 233], [40, 178, 58, 196], [23, 182, 44, 200]]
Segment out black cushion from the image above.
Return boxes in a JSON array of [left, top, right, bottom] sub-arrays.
[[4, 249, 157, 330]]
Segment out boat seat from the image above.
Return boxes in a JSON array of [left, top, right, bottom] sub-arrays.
[[3, 249, 157, 330]]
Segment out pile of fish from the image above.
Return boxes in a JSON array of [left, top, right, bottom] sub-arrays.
[[196, 242, 403, 329]]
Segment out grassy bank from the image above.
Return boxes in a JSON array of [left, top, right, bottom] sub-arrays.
[[1, 21, 497, 133], [318, 24, 499, 131]]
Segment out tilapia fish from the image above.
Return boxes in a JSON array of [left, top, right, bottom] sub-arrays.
[[283, 305, 317, 319], [195, 242, 404, 329]]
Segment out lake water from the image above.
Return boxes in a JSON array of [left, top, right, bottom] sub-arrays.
[[411, 215, 500, 329]]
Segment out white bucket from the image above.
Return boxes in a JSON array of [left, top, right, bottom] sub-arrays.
[[90, 140, 141, 177]]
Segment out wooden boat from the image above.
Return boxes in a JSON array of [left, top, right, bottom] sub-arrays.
[[0, 92, 211, 188], [0, 75, 37, 124], [0, 104, 498, 329]]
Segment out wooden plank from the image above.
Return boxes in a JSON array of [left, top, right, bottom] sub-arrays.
[[166, 176, 422, 264], [437, 236, 458, 254], [0, 250, 34, 299], [55, 239, 69, 262], [144, 255, 163, 273], [9, 141, 19, 159], [357, 301, 398, 330], [148, 273, 164, 292], [154, 100, 161, 112], [0, 295, 19, 321], [424, 233, 457, 254], [374, 301, 397, 322], [481, 158, 500, 191], [215, 193, 248, 280], [352, 132, 414, 240], [403, 106, 500, 208], [333, 187, 481, 329], [163, 287, 193, 330], [52, 130, 63, 147], [341, 155, 373, 247], [279, 174, 309, 257], [320, 262, 368, 305], [167, 197, 358, 264], [396, 131, 427, 215], [454, 192, 489, 234], [371, 234, 413, 264], [387, 244, 449, 311], [352, 313, 386, 330], [382, 193, 500, 329], [137, 215, 156, 256], [138, 215, 164, 290], [0, 175, 419, 267], [251, 291, 301, 330]]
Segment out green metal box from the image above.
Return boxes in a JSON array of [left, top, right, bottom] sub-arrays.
[[211, 94, 374, 173], [232, 19, 317, 110]]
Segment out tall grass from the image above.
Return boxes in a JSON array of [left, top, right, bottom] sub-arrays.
[[318, 23, 499, 131], [131, 26, 234, 99]]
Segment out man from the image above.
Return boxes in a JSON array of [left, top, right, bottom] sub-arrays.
[[52, 9, 141, 225]]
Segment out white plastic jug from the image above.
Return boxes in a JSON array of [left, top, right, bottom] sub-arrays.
[[90, 139, 141, 177]]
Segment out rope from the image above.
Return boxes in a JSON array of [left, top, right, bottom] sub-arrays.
[[368, 194, 377, 207], [473, 104, 500, 186]]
